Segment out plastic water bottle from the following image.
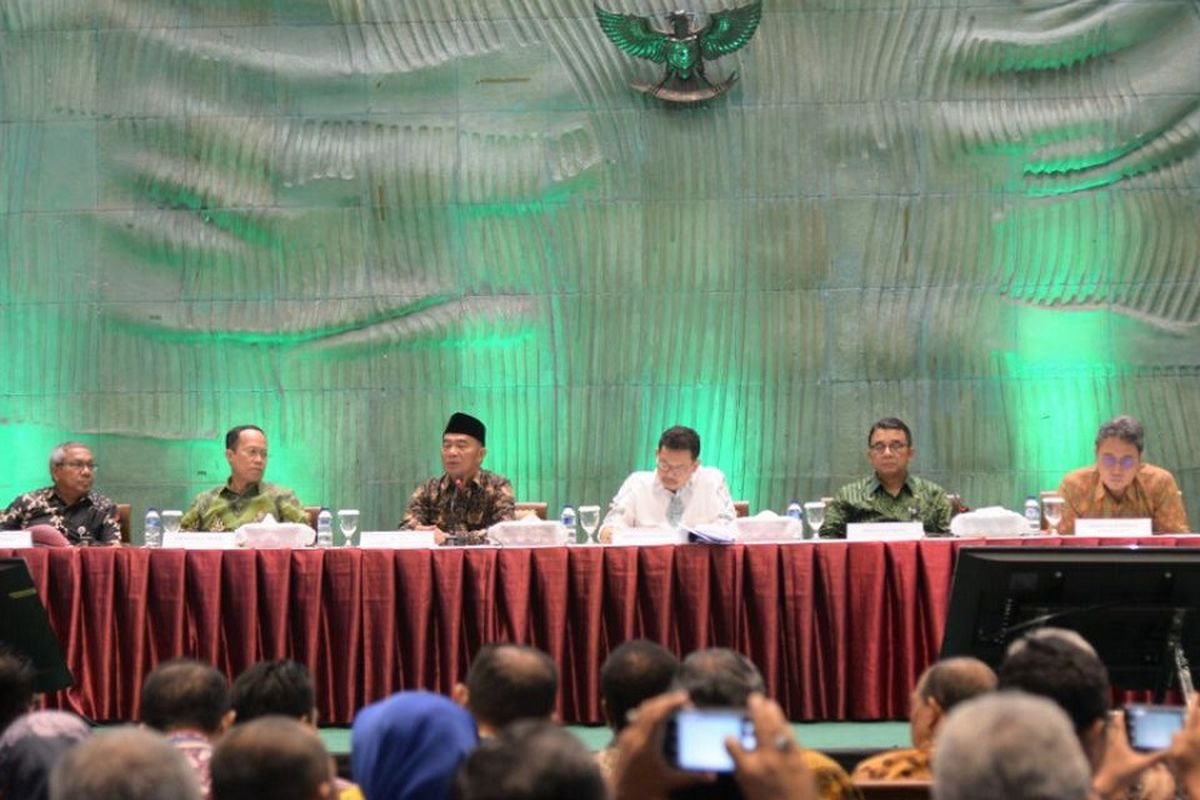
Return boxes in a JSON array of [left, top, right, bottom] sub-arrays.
[[144, 508, 163, 548], [560, 505, 577, 545], [786, 500, 804, 539], [1023, 495, 1041, 535], [316, 507, 333, 548]]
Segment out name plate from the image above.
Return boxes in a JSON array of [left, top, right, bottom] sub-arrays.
[[359, 531, 437, 549], [609, 527, 689, 546], [1074, 518, 1153, 537], [846, 521, 925, 542], [162, 532, 239, 549], [0, 531, 33, 548]]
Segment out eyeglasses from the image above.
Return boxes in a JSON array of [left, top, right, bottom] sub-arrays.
[[61, 460, 96, 471], [1101, 454, 1137, 470], [869, 442, 909, 454], [656, 459, 695, 476]]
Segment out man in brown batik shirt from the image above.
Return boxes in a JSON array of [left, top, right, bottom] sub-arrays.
[[399, 413, 514, 545]]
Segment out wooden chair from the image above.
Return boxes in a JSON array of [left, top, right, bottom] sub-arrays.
[[117, 503, 131, 544], [515, 501, 548, 520], [733, 500, 750, 518], [305, 506, 320, 530], [853, 780, 932, 800]]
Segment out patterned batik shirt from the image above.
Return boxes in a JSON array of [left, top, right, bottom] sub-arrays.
[[851, 746, 931, 782], [0, 487, 121, 544], [819, 473, 952, 539], [1056, 462, 1190, 534], [179, 481, 307, 532], [399, 470, 515, 545]]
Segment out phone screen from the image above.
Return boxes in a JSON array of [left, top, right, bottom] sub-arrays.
[[1126, 704, 1185, 751], [666, 708, 756, 772]]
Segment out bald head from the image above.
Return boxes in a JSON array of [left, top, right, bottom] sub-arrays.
[[910, 657, 997, 749], [211, 716, 332, 800], [49, 727, 201, 800], [461, 644, 558, 734]]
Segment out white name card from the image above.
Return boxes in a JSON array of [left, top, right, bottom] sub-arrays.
[[609, 527, 690, 546], [359, 531, 437, 549], [1074, 518, 1153, 537], [846, 521, 925, 542], [162, 532, 239, 549], [0, 531, 33, 548]]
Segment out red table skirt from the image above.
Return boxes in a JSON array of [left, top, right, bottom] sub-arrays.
[[7, 536, 1194, 724]]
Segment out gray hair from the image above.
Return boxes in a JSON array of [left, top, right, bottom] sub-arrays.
[[48, 441, 88, 471], [49, 727, 201, 800], [933, 691, 1091, 800], [1094, 415, 1144, 454], [1005, 626, 1097, 658]]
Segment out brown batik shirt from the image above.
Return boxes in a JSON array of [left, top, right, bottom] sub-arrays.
[[399, 470, 515, 545], [0, 487, 121, 544], [1056, 462, 1190, 534]]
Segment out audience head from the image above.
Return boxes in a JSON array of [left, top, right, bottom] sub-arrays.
[[210, 716, 332, 800], [0, 710, 91, 800], [49, 726, 201, 800], [230, 659, 316, 725], [453, 644, 558, 735], [998, 628, 1110, 766], [0, 650, 36, 734], [351, 690, 478, 800], [453, 719, 605, 800], [48, 441, 96, 503], [656, 426, 701, 491], [1093, 415, 1145, 497], [675, 647, 764, 708], [600, 640, 680, 734], [140, 659, 232, 737], [933, 691, 1091, 800], [909, 656, 997, 750]]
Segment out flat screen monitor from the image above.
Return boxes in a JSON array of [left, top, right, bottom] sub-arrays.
[[939, 547, 1200, 692], [0, 558, 72, 693]]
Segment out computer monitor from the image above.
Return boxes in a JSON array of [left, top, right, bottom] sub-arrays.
[[0, 558, 72, 693], [939, 547, 1200, 696]]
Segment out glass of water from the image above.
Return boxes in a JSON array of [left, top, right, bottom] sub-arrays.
[[803, 501, 826, 539], [337, 509, 360, 547], [1042, 495, 1064, 536], [161, 510, 183, 536], [578, 505, 601, 544]]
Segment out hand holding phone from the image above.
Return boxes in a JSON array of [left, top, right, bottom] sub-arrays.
[[663, 707, 756, 772], [1126, 704, 1186, 751]]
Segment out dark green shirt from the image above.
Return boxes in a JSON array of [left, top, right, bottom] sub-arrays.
[[180, 480, 307, 532], [819, 473, 952, 539]]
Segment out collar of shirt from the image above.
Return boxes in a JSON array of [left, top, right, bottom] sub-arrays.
[[437, 471, 486, 493], [1090, 466, 1145, 505], [46, 487, 93, 509], [220, 480, 262, 501], [652, 470, 698, 497], [868, 473, 914, 497]]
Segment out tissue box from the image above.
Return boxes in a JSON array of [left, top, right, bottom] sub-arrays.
[[235, 522, 315, 549], [731, 517, 803, 543], [488, 520, 569, 546]]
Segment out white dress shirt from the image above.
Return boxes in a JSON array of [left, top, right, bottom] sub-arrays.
[[603, 466, 736, 528]]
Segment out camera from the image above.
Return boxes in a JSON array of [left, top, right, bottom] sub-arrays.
[[662, 707, 756, 772], [1125, 703, 1185, 751]]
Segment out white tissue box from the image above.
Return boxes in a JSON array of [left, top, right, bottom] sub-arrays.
[[488, 520, 569, 547]]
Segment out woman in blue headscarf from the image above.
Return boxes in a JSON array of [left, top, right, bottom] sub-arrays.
[[350, 691, 479, 800]]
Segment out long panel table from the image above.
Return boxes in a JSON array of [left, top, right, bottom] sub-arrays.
[[6, 536, 1195, 724]]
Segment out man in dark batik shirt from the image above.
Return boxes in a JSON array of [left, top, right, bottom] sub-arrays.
[[400, 413, 515, 545], [0, 442, 121, 545]]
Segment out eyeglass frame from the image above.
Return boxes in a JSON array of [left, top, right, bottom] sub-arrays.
[[868, 442, 910, 454]]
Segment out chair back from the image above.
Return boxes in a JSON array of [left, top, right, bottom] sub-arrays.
[[515, 501, 548, 520], [853, 780, 932, 800], [733, 500, 750, 518], [116, 503, 131, 543], [304, 506, 320, 530]]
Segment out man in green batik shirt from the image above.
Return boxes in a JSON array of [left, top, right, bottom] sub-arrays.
[[820, 417, 952, 539], [180, 425, 308, 532]]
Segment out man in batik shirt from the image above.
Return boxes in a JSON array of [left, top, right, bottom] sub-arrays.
[[180, 425, 307, 532], [0, 442, 121, 545], [400, 412, 514, 545]]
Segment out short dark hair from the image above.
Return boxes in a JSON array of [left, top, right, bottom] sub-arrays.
[[1095, 415, 1144, 454], [997, 632, 1110, 735], [675, 648, 764, 708], [917, 657, 997, 713], [657, 426, 701, 459], [465, 644, 558, 729], [210, 716, 331, 800], [225, 425, 264, 451], [140, 660, 230, 734], [452, 719, 606, 800], [600, 640, 679, 733], [0, 649, 35, 733], [230, 661, 315, 724], [868, 417, 912, 447]]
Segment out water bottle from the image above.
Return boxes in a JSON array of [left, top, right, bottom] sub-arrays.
[[144, 508, 163, 548], [1023, 495, 1041, 535], [786, 500, 804, 539], [560, 505, 577, 545], [316, 507, 333, 548]]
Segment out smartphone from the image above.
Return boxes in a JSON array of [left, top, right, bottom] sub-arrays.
[[663, 707, 756, 772], [1125, 703, 1185, 751]]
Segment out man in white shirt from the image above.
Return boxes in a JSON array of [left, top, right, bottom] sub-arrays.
[[602, 426, 735, 532]]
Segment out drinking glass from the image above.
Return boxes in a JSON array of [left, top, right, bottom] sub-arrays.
[[803, 501, 826, 539], [578, 505, 601, 544], [1042, 496, 1064, 536], [337, 509, 360, 547], [161, 510, 183, 536]]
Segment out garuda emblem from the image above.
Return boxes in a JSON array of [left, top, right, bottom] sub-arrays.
[[594, 2, 763, 103]]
